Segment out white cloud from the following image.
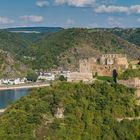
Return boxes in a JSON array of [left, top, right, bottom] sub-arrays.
[[95, 5, 129, 13], [100, 0, 116, 5], [36, 0, 49, 7], [130, 5, 140, 14], [66, 18, 75, 25], [107, 16, 121, 27], [54, 0, 95, 7], [95, 5, 140, 14], [20, 15, 44, 23], [0, 17, 14, 24]]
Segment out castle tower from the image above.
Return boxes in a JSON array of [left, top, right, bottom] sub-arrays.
[[79, 59, 91, 73]]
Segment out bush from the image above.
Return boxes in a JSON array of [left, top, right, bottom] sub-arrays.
[[59, 75, 67, 81], [26, 70, 38, 82]]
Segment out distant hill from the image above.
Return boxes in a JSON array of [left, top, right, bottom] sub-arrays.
[[5, 27, 63, 43], [5, 27, 63, 33], [24, 28, 140, 70], [92, 28, 140, 48], [109, 28, 140, 47]]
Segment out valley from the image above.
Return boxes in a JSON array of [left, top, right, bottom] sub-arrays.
[[0, 27, 140, 139]]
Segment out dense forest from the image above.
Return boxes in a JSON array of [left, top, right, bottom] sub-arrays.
[[0, 82, 140, 139]]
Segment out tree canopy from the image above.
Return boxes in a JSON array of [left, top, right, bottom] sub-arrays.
[[0, 82, 140, 139]]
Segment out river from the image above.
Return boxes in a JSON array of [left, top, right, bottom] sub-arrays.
[[0, 89, 30, 109]]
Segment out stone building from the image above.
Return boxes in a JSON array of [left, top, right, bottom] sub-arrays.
[[118, 78, 140, 98], [118, 78, 140, 88], [67, 72, 93, 83], [100, 54, 128, 70], [79, 57, 112, 76], [130, 60, 139, 69], [79, 57, 97, 73], [79, 54, 129, 76]]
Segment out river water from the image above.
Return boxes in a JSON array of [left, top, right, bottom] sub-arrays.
[[0, 89, 30, 109]]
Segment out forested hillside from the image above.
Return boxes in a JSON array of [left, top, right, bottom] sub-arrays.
[[0, 30, 31, 55], [1, 27, 140, 72], [25, 28, 140, 70], [109, 28, 140, 47], [0, 82, 140, 139]]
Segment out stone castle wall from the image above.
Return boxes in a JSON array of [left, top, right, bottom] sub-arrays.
[[118, 78, 140, 88], [101, 54, 126, 58], [79, 54, 128, 76], [67, 72, 93, 83], [79, 57, 112, 76], [100, 54, 128, 69]]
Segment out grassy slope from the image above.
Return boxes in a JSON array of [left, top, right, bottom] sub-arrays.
[[0, 82, 139, 139], [26, 28, 140, 70]]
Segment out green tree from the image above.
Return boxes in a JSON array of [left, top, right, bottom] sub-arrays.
[[59, 75, 67, 81], [26, 70, 38, 82]]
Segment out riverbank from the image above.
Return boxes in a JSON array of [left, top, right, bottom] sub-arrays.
[[0, 109, 5, 115], [0, 83, 50, 91]]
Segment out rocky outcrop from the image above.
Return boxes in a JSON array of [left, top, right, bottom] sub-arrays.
[[54, 107, 64, 119], [0, 50, 27, 78]]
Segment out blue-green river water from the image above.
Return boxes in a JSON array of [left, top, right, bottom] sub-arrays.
[[0, 89, 30, 109]]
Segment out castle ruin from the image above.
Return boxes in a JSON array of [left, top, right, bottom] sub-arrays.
[[79, 54, 128, 76], [100, 54, 128, 70]]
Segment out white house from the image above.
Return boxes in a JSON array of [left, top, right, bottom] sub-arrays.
[[0, 77, 27, 85], [8, 80, 15, 85], [2, 79, 9, 84], [14, 78, 20, 85], [60, 71, 70, 78], [38, 73, 55, 81]]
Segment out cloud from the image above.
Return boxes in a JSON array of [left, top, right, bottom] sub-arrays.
[[66, 18, 75, 25], [0, 17, 14, 24], [36, 0, 49, 7], [54, 0, 96, 7], [99, 0, 116, 5], [20, 15, 44, 23], [95, 5, 140, 14], [107, 17, 121, 27]]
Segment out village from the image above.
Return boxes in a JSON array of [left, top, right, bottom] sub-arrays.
[[0, 53, 140, 90], [1, 53, 140, 115]]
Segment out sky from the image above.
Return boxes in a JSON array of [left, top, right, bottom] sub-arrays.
[[0, 0, 140, 28]]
